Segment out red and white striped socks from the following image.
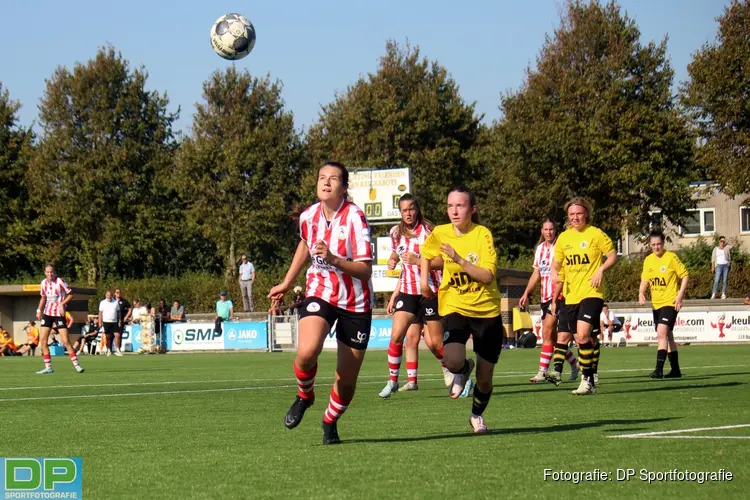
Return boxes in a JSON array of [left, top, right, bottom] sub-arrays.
[[294, 362, 317, 401], [406, 361, 418, 384], [43, 354, 52, 370], [539, 344, 553, 372], [323, 389, 352, 424], [69, 352, 80, 368], [387, 341, 402, 383]]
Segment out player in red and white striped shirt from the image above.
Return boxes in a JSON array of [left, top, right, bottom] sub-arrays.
[[378, 194, 453, 398], [519, 218, 578, 383], [35, 265, 84, 374], [268, 162, 374, 445]]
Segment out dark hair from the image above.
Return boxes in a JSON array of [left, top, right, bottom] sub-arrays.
[[448, 186, 479, 224], [537, 216, 558, 245], [719, 236, 726, 241], [321, 161, 349, 187], [648, 230, 665, 243], [394, 194, 433, 239]]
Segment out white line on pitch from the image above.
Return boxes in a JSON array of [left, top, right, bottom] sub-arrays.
[[610, 436, 750, 439], [609, 424, 750, 439], [0, 377, 446, 403], [5, 363, 745, 392]]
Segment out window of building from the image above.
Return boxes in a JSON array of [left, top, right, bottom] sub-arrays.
[[682, 208, 715, 235], [741, 207, 750, 233]]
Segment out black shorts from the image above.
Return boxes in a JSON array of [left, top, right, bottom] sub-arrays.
[[540, 301, 561, 321], [442, 313, 505, 364], [557, 298, 604, 334], [652, 307, 678, 331], [394, 293, 439, 323], [299, 297, 372, 350], [102, 322, 117, 336], [41, 315, 67, 330]]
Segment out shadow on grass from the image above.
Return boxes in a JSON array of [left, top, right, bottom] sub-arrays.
[[342, 417, 676, 444], [598, 381, 743, 395]]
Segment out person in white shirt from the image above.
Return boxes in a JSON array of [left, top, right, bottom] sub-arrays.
[[599, 304, 621, 347], [98, 290, 121, 356], [711, 236, 732, 299], [130, 298, 149, 324], [238, 254, 256, 312]]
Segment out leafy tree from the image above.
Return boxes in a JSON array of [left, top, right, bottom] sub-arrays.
[[172, 67, 305, 277], [480, 0, 696, 255], [681, 0, 750, 197], [0, 83, 35, 279], [306, 41, 483, 226], [27, 46, 180, 283]]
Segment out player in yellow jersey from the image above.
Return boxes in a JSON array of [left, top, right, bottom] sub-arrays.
[[548, 197, 617, 395], [421, 186, 504, 433], [639, 230, 689, 379]]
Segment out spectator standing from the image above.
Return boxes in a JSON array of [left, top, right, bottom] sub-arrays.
[[130, 299, 149, 324], [171, 301, 186, 322], [238, 254, 256, 312], [114, 289, 132, 354], [98, 290, 120, 356], [214, 291, 235, 335], [711, 236, 732, 299], [155, 299, 169, 339]]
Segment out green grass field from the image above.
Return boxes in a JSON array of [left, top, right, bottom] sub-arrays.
[[2, 345, 749, 499]]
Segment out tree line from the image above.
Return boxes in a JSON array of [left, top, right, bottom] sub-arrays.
[[1, 0, 747, 285]]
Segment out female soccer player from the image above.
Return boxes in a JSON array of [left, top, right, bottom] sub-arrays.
[[548, 198, 616, 395], [638, 230, 688, 378], [268, 162, 374, 445], [36, 265, 84, 374], [420, 186, 504, 433], [378, 194, 451, 398], [519, 218, 579, 383]]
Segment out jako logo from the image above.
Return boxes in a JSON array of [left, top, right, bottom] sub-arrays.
[[172, 329, 222, 344], [1, 458, 82, 496], [228, 329, 258, 341]]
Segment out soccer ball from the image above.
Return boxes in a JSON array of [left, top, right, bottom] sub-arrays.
[[210, 13, 256, 60]]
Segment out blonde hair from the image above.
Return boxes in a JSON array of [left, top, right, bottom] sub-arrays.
[[564, 197, 592, 224]]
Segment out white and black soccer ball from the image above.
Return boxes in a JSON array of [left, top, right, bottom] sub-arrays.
[[210, 13, 256, 61]]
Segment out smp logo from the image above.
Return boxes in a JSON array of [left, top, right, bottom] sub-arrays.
[[1, 458, 82, 498], [172, 328, 222, 344]]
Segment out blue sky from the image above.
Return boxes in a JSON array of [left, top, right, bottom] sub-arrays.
[[0, 0, 729, 135]]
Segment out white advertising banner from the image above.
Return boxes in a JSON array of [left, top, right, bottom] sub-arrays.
[[376, 236, 394, 265], [529, 310, 750, 345], [371, 264, 401, 293], [168, 322, 224, 351]]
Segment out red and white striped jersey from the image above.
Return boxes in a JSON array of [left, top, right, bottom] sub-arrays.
[[40, 277, 72, 317], [390, 223, 441, 295], [533, 241, 555, 303], [300, 200, 374, 313]]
